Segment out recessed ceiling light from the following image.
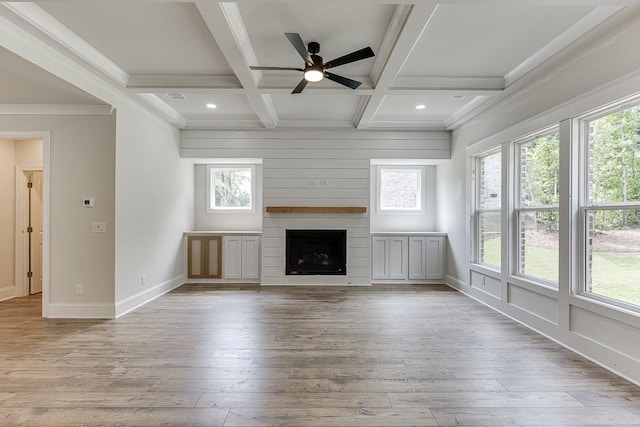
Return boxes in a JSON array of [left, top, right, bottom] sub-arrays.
[[206, 103, 217, 109], [415, 104, 426, 110]]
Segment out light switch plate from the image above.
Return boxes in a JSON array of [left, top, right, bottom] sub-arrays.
[[91, 222, 106, 233]]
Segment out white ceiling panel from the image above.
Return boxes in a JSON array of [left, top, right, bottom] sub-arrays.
[[271, 94, 361, 122], [156, 93, 257, 119], [37, 2, 232, 74], [375, 94, 471, 122], [401, 4, 595, 77], [240, 2, 393, 76]]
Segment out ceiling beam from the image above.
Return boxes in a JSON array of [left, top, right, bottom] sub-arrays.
[[127, 74, 242, 92], [355, 3, 439, 129], [195, 1, 278, 129], [504, 6, 622, 87]]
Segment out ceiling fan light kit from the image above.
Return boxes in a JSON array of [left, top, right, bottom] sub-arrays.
[[250, 32, 375, 94]]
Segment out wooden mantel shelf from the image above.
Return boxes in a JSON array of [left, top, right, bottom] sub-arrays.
[[266, 206, 367, 214]]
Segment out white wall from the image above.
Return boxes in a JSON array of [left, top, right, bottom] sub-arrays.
[[15, 139, 43, 165], [436, 139, 467, 282], [182, 129, 450, 285], [0, 139, 16, 299], [0, 115, 117, 317], [439, 10, 640, 384], [193, 163, 263, 231], [114, 104, 193, 316]]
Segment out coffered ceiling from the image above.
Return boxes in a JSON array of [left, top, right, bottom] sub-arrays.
[[1, 1, 638, 130]]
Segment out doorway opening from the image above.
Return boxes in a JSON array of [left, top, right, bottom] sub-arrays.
[[0, 132, 49, 317]]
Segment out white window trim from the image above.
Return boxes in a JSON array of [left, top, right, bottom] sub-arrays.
[[512, 128, 560, 287], [206, 164, 256, 214], [376, 165, 426, 214], [472, 148, 502, 270], [576, 96, 640, 312]]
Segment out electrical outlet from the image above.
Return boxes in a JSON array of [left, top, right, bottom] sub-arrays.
[[91, 222, 106, 233], [75, 284, 84, 295], [141, 274, 146, 285]]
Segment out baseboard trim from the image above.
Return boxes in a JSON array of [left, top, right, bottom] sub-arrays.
[[115, 274, 184, 318], [445, 273, 467, 290], [47, 303, 115, 319], [0, 286, 15, 302]]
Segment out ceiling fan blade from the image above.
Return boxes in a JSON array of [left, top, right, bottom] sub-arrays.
[[292, 78, 309, 94], [285, 33, 313, 66], [324, 72, 362, 90], [323, 47, 375, 70], [249, 66, 304, 71]]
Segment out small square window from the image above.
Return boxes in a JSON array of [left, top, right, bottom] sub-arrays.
[[207, 166, 254, 212], [378, 167, 423, 211]]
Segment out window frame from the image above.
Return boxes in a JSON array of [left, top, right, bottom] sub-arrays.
[[376, 165, 426, 214], [577, 97, 640, 311], [472, 148, 502, 270], [206, 164, 256, 213], [512, 128, 560, 287]]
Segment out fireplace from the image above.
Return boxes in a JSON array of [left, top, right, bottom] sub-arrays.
[[286, 229, 347, 275]]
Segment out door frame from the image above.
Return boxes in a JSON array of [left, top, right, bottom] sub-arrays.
[[5, 131, 50, 317]]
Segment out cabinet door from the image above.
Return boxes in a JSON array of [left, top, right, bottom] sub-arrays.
[[388, 236, 408, 280], [223, 236, 242, 279], [204, 236, 222, 278], [425, 237, 445, 280], [241, 236, 260, 280], [371, 237, 389, 280], [408, 237, 426, 280], [187, 236, 205, 278], [188, 236, 221, 278]]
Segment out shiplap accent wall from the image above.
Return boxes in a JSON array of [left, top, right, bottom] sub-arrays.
[[182, 129, 450, 285]]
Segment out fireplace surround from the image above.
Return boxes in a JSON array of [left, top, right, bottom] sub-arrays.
[[285, 229, 347, 275]]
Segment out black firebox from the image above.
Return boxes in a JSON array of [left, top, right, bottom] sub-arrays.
[[285, 229, 346, 275]]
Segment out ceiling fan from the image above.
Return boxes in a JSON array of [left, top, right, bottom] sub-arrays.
[[249, 33, 375, 94]]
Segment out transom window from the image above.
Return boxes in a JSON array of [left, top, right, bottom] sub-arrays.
[[580, 100, 640, 308], [207, 165, 255, 212]]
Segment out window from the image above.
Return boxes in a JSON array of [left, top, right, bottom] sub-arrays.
[[580, 100, 640, 308], [207, 165, 254, 212], [474, 150, 502, 269], [378, 166, 424, 212], [514, 130, 560, 285]]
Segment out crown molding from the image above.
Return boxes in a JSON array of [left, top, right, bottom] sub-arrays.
[[0, 104, 113, 115]]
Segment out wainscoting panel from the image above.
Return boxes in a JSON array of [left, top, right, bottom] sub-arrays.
[[507, 282, 559, 325], [570, 305, 640, 362]]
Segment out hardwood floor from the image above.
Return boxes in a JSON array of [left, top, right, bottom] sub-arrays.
[[2, 284, 640, 426]]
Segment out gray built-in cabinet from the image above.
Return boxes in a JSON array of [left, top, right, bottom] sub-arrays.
[[223, 235, 261, 280], [371, 233, 446, 282]]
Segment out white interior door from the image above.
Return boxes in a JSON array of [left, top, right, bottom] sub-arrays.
[[24, 171, 43, 294]]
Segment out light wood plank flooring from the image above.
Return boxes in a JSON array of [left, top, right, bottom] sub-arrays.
[[2, 284, 640, 426]]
